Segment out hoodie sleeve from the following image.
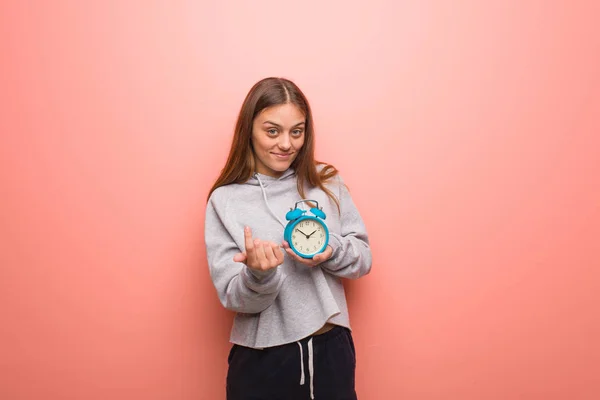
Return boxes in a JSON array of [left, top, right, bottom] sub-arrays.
[[205, 190, 284, 314], [320, 175, 373, 279]]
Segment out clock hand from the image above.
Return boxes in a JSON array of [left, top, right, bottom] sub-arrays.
[[306, 230, 317, 238], [295, 228, 309, 238]]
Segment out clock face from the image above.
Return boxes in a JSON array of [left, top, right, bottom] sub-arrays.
[[291, 219, 327, 256]]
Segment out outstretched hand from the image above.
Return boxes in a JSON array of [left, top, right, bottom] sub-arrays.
[[282, 240, 333, 267], [233, 227, 284, 272]]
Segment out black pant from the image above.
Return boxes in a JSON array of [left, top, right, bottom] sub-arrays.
[[226, 325, 358, 400]]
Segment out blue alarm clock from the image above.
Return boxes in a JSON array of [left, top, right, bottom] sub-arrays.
[[284, 200, 329, 259]]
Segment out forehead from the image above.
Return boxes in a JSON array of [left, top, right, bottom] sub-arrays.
[[256, 103, 305, 124]]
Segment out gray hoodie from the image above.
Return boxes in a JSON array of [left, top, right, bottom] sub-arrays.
[[204, 168, 372, 349]]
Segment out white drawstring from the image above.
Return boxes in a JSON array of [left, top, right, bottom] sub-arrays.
[[298, 338, 315, 399], [255, 173, 287, 228]]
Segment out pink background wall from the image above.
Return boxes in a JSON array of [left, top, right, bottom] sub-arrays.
[[1, 1, 599, 399]]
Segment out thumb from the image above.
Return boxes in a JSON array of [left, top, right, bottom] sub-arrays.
[[314, 253, 326, 263], [314, 246, 332, 263], [233, 252, 247, 263]]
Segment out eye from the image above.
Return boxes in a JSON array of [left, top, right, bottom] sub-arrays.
[[267, 128, 278, 136], [291, 129, 304, 137]]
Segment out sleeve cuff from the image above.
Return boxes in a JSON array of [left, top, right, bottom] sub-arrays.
[[242, 266, 280, 292]]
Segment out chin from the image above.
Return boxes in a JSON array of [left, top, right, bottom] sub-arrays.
[[270, 165, 289, 173], [270, 160, 293, 170]]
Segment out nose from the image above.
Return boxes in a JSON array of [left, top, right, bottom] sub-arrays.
[[278, 133, 291, 150]]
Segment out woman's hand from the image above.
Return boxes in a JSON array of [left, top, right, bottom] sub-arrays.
[[233, 227, 284, 272], [282, 240, 333, 267]]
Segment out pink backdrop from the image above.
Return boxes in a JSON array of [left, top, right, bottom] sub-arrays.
[[1, 1, 599, 399]]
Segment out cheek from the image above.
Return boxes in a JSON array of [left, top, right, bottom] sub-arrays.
[[293, 137, 305, 150], [251, 136, 268, 153], [250, 135, 259, 150]]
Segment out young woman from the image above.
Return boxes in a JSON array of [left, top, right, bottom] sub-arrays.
[[205, 77, 372, 400]]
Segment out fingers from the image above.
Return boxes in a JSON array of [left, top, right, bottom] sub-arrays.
[[284, 247, 299, 259], [253, 239, 267, 267], [244, 226, 255, 263], [312, 246, 332, 263], [262, 242, 277, 265], [264, 242, 284, 265], [274, 244, 285, 264], [233, 252, 247, 263], [254, 240, 284, 270], [242, 226, 282, 271], [284, 247, 315, 265], [282, 244, 332, 267]]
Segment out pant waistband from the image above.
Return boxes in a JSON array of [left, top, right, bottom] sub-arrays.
[[299, 324, 347, 345]]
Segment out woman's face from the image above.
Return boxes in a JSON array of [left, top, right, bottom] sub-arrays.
[[251, 103, 306, 178]]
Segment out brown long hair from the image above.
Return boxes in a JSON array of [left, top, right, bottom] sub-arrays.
[[207, 77, 340, 211]]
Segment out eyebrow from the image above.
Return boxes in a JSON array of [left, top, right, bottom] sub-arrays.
[[263, 121, 305, 128]]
